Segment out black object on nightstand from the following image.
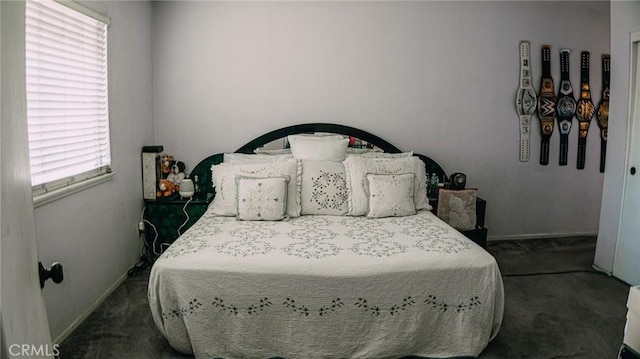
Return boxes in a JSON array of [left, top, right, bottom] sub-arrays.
[[143, 192, 214, 255]]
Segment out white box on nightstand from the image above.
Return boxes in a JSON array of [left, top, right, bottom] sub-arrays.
[[142, 145, 163, 200], [625, 286, 640, 353]]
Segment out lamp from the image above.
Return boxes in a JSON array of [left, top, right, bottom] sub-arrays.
[[179, 178, 195, 198]]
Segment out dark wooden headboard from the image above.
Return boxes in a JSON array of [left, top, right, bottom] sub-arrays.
[[190, 123, 448, 193]]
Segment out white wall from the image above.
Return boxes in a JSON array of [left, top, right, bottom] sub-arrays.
[[595, 1, 640, 274], [32, 1, 154, 341], [153, 1, 610, 239]]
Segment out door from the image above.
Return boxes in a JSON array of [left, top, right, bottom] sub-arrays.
[[614, 31, 640, 286], [1, 1, 55, 358]]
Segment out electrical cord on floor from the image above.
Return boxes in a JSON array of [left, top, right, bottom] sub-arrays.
[[127, 257, 150, 277], [128, 207, 159, 277], [127, 232, 157, 277], [502, 268, 610, 277]]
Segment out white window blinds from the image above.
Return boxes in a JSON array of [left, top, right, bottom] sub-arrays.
[[25, 0, 111, 195]]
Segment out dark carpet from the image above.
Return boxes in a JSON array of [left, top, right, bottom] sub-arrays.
[[58, 236, 631, 359]]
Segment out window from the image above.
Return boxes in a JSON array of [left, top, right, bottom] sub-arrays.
[[25, 0, 111, 203]]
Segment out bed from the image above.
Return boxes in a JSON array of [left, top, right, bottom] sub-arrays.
[[148, 123, 504, 359]]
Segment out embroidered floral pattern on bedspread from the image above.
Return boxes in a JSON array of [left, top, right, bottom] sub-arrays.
[[415, 236, 471, 254], [161, 216, 229, 259], [350, 240, 407, 257], [162, 299, 202, 319], [283, 241, 341, 259], [339, 216, 384, 230], [151, 210, 502, 358], [162, 238, 209, 259], [210, 297, 277, 315], [162, 210, 472, 259], [288, 228, 337, 242], [424, 295, 482, 312], [346, 228, 393, 241], [284, 227, 341, 259], [290, 216, 333, 228], [161, 294, 483, 320], [217, 239, 274, 257], [413, 226, 472, 254]]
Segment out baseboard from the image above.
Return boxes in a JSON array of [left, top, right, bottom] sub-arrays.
[[488, 231, 598, 241], [53, 268, 131, 345], [592, 263, 613, 276]]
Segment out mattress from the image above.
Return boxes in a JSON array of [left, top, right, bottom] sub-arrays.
[[148, 208, 504, 359]]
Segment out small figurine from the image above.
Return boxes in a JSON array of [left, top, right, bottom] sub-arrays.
[[166, 161, 186, 185], [160, 154, 174, 178], [157, 179, 177, 197]]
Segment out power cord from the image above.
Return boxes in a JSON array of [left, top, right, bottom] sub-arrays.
[[128, 197, 195, 277], [177, 196, 193, 236], [128, 207, 159, 277], [127, 256, 150, 276], [144, 217, 161, 256]]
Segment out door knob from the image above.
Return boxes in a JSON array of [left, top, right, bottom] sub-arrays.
[[631, 167, 636, 175], [39, 262, 63, 289]]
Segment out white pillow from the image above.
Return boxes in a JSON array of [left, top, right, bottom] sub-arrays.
[[366, 173, 416, 218], [253, 148, 292, 155], [298, 160, 348, 215], [236, 176, 288, 221], [210, 160, 300, 217], [288, 134, 349, 161], [223, 153, 293, 164], [343, 156, 429, 216]]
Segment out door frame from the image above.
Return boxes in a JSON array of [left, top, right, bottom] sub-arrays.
[[1, 1, 55, 357], [613, 30, 640, 285]]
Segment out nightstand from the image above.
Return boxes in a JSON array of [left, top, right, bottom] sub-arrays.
[[143, 192, 214, 254], [429, 194, 488, 248]]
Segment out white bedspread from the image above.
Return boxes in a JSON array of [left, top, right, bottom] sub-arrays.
[[148, 209, 503, 359]]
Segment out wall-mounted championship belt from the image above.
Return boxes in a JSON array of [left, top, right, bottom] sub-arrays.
[[556, 49, 576, 166], [537, 45, 556, 165], [515, 41, 537, 162], [575, 51, 595, 170], [596, 54, 610, 173]]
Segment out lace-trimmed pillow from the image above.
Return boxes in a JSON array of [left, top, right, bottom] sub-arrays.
[[288, 134, 349, 161], [343, 156, 429, 216], [210, 160, 300, 217], [236, 176, 289, 221], [366, 173, 416, 218], [298, 160, 348, 215]]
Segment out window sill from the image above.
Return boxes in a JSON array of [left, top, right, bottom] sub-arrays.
[[33, 172, 115, 208]]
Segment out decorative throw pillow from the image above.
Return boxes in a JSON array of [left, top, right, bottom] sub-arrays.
[[214, 153, 293, 184], [288, 134, 349, 161], [343, 156, 429, 216], [210, 160, 300, 217], [366, 173, 416, 218], [298, 160, 348, 215], [236, 176, 288, 221], [436, 189, 477, 231]]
